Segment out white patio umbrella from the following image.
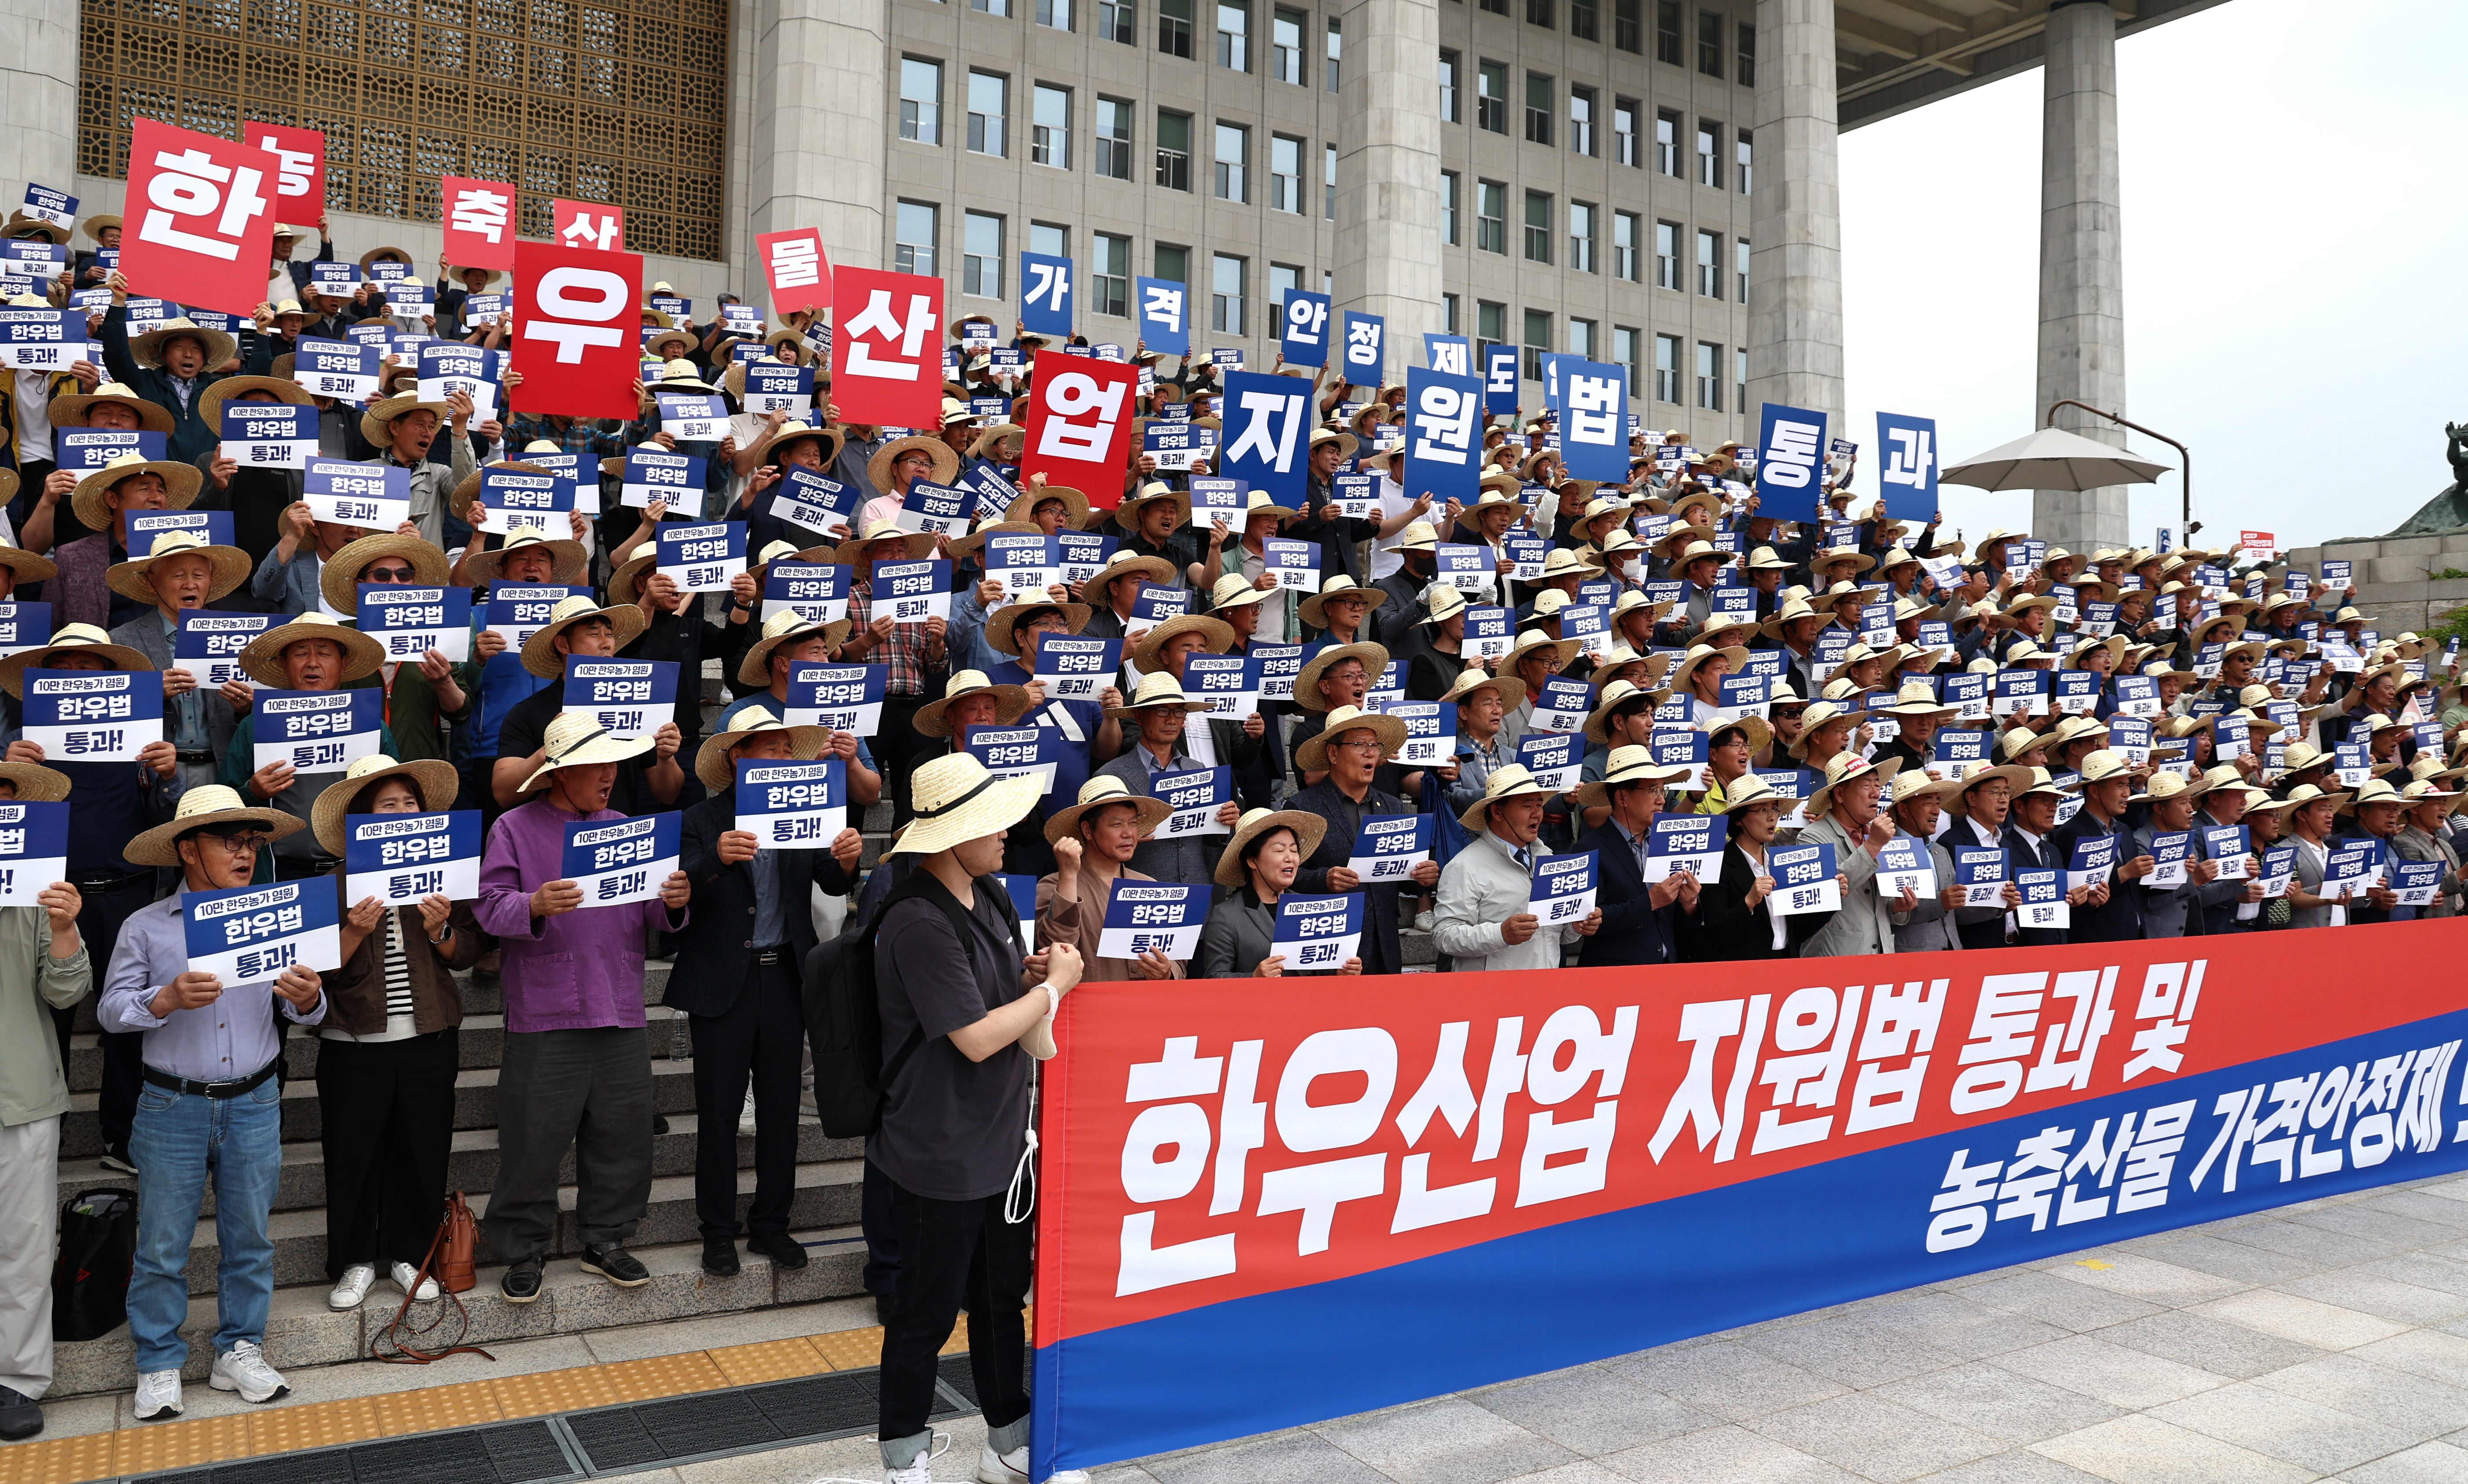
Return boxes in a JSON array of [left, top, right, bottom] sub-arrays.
[[1940, 426, 2170, 491]]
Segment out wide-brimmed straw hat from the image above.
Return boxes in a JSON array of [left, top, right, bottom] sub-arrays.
[[517, 713, 657, 797], [1105, 670, 1212, 720], [1574, 745, 1697, 809], [1293, 641, 1390, 712], [1439, 666, 1526, 714], [915, 669, 1033, 737], [50, 380, 174, 433], [1129, 614, 1235, 674], [1293, 704, 1408, 772], [518, 595, 650, 679], [107, 529, 250, 606], [1708, 713, 1774, 759], [1877, 680, 1954, 718], [466, 531, 589, 588], [1006, 482, 1091, 528], [236, 611, 386, 687], [357, 391, 455, 451], [865, 434, 962, 494], [736, 609, 854, 687], [317, 533, 450, 617], [197, 375, 315, 431], [1299, 576, 1389, 632], [1582, 680, 1660, 746], [984, 596, 1091, 658], [1214, 808, 1328, 888], [1715, 773, 1789, 817], [830, 518, 939, 567], [893, 753, 1045, 856], [129, 318, 238, 371], [1665, 644, 1750, 696], [1043, 774, 1173, 846], [0, 761, 67, 802], [0, 623, 153, 698], [1456, 763, 1553, 834], [70, 451, 202, 532], [126, 784, 304, 867], [1805, 752, 1903, 818], [308, 754, 461, 857], [693, 705, 832, 793]]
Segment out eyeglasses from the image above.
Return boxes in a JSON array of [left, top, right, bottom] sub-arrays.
[[363, 565, 418, 582], [195, 830, 270, 855], [1332, 739, 1386, 754]]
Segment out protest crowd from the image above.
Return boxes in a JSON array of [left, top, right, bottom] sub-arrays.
[[0, 141, 2463, 1484]]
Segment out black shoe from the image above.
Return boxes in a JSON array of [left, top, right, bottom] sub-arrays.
[[0, 1385, 42, 1441], [701, 1237, 740, 1277], [99, 1147, 138, 1177], [580, 1243, 650, 1287], [748, 1231, 808, 1271], [653, 1114, 670, 1135], [499, 1257, 544, 1305], [874, 1292, 896, 1325]]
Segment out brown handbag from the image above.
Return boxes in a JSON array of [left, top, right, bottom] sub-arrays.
[[371, 1191, 496, 1366]]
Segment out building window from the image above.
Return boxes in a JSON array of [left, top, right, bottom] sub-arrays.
[[972, 0, 1009, 17], [1269, 263, 1301, 310], [1613, 97, 1638, 166], [1159, 0, 1193, 58], [1441, 170, 1460, 245], [1039, 0, 1072, 29], [1029, 222, 1068, 261], [1654, 220, 1678, 289], [1439, 50, 1460, 121], [1477, 62, 1508, 133], [1480, 0, 1506, 15], [900, 59, 942, 146], [1568, 201, 1595, 273], [1569, 85, 1596, 156], [1614, 0, 1641, 52], [1156, 108, 1192, 189], [894, 201, 938, 276], [1697, 119, 1721, 188], [964, 211, 1004, 298], [1326, 18, 1340, 91], [1736, 346, 1748, 415], [1570, 0, 1596, 41], [1096, 96, 1134, 179], [1523, 190, 1552, 263], [1696, 228, 1720, 298], [1736, 129, 1753, 194], [1568, 317, 1595, 359], [1656, 0, 1682, 64], [1526, 0, 1551, 26], [1272, 7, 1305, 83], [1156, 242, 1190, 284], [1696, 341, 1722, 410], [1735, 237, 1750, 304], [1216, 0, 1249, 70], [1654, 333, 1680, 402], [1270, 133, 1303, 213], [1321, 268, 1332, 293], [1477, 180, 1506, 253], [1522, 309, 1551, 382], [1324, 141, 1337, 218], [1094, 232, 1130, 315], [967, 72, 1009, 157], [1477, 300, 1507, 360], [1697, 7, 1722, 76], [1612, 211, 1639, 281], [1211, 253, 1246, 334], [1614, 326, 1639, 386], [1655, 109, 1679, 175], [1443, 293, 1460, 334], [1524, 72, 1553, 145], [1099, 0, 1134, 43], [1737, 20, 1755, 85], [1214, 121, 1249, 201], [1032, 85, 1071, 168]]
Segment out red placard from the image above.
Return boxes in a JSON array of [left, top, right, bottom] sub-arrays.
[[510, 239, 643, 420], [2239, 529, 2279, 563], [551, 198, 624, 252], [247, 123, 326, 223], [1020, 349, 1138, 508], [829, 265, 944, 429], [441, 176, 518, 272], [121, 118, 283, 317], [755, 228, 830, 320]]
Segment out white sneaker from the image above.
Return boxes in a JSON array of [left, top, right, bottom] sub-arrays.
[[327, 1264, 376, 1310], [740, 1088, 758, 1135], [132, 1368, 182, 1421], [977, 1444, 1089, 1484], [876, 1429, 949, 1484], [208, 1340, 290, 1403], [389, 1261, 439, 1303]]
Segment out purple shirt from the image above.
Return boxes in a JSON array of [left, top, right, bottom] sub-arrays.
[[477, 798, 689, 1034]]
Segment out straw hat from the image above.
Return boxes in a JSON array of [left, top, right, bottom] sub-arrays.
[[1714, 772, 1789, 817], [1456, 763, 1553, 834], [518, 595, 650, 678], [125, 784, 304, 867], [1230, 489, 1301, 527], [233, 611, 386, 687], [106, 529, 250, 607], [1572, 746, 1696, 809], [892, 753, 1046, 856], [1665, 644, 1750, 696], [308, 754, 462, 857], [985, 596, 1091, 658], [1954, 758, 2034, 802], [758, 420, 844, 469], [2280, 782, 2351, 814], [2190, 764, 2271, 808], [1293, 641, 1390, 712], [1213, 807, 1329, 888], [1887, 768, 1966, 809], [70, 450, 202, 532], [0, 623, 153, 698], [1805, 752, 1903, 819], [1042, 774, 1173, 846], [315, 533, 450, 617], [1393, 521, 1440, 553], [357, 391, 456, 452], [915, 669, 1033, 737], [196, 375, 315, 431], [2074, 749, 2137, 785], [128, 318, 238, 371], [831, 518, 938, 566], [50, 380, 174, 433], [1104, 670, 1211, 720], [1582, 680, 1660, 746], [1205, 572, 1275, 613], [1006, 483, 1091, 528], [1300, 575, 1389, 632], [865, 434, 962, 494], [1877, 680, 1954, 719], [1293, 704, 1408, 771], [1708, 713, 1774, 760], [1119, 482, 1192, 533], [0, 532, 48, 597], [1439, 666, 1526, 714], [516, 713, 659, 797], [466, 530, 589, 588], [1086, 548, 1177, 599], [1129, 613, 1235, 674], [692, 705, 832, 793], [1502, 630, 1580, 680], [736, 609, 854, 687], [0, 759, 66, 805]]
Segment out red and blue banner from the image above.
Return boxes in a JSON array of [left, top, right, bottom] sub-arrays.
[[1030, 922, 2468, 1480]]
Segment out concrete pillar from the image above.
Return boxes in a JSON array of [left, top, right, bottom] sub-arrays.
[[742, 0, 888, 285], [2032, 0, 2130, 554], [3, 0, 79, 213], [1332, 0, 1443, 381], [1745, 0, 1844, 434]]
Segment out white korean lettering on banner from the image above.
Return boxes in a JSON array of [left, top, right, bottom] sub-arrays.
[[139, 146, 269, 261]]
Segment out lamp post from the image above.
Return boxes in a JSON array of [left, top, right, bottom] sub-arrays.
[[2045, 399, 2194, 540]]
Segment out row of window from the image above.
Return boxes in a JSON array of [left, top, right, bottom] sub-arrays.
[[1439, 177, 1745, 298], [1440, 55, 1750, 187], [1471, 0, 1749, 82], [1448, 300, 1743, 409]]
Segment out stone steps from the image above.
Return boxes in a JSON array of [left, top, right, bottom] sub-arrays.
[[62, 1010, 682, 1094]]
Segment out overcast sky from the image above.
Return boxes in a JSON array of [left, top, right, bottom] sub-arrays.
[[1837, 0, 2468, 558]]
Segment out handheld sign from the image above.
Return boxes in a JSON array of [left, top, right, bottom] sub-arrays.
[[760, 562, 852, 625], [620, 449, 705, 510], [1331, 473, 1377, 520], [1649, 728, 1710, 791], [1646, 811, 1723, 883], [2066, 832, 2117, 894], [1253, 644, 1304, 703], [1515, 731, 1581, 793], [0, 802, 70, 906], [1055, 531, 1116, 588], [0, 307, 87, 372], [253, 688, 382, 773], [2016, 867, 2068, 931], [343, 810, 482, 907], [2333, 740, 2370, 790], [2113, 674, 2161, 718], [55, 428, 167, 474], [1530, 676, 1594, 735], [769, 467, 860, 536], [1130, 585, 1190, 624], [417, 342, 501, 418], [1768, 841, 1840, 916], [1347, 814, 1432, 882], [2147, 830, 2193, 889], [304, 459, 411, 529], [1531, 849, 1599, 926], [1955, 846, 2007, 908], [1263, 538, 1319, 591], [1435, 544, 1495, 595], [655, 521, 749, 593], [734, 758, 848, 848], [1875, 836, 1935, 899], [1463, 606, 1513, 663], [1503, 533, 1547, 582], [1144, 421, 1206, 473], [356, 585, 472, 662], [656, 392, 730, 442], [1992, 669, 2048, 719], [483, 584, 593, 646], [2204, 824, 2252, 880], [2326, 839, 2382, 896], [1561, 604, 1612, 661], [1381, 701, 1454, 767], [218, 402, 318, 470], [1271, 892, 1363, 973], [22, 669, 163, 763], [172, 612, 275, 687], [784, 664, 885, 734], [127, 511, 232, 557], [476, 468, 575, 537], [1183, 654, 1259, 717], [1188, 478, 1248, 528], [870, 558, 952, 623], [1151, 765, 1234, 839], [562, 659, 679, 741], [561, 812, 682, 906], [1097, 882, 1207, 962], [740, 360, 813, 416], [2392, 858, 2446, 908], [965, 725, 1061, 795], [2051, 672, 2102, 716], [1939, 672, 1990, 724], [0, 604, 49, 663], [1031, 633, 1123, 702], [2107, 715, 2153, 767], [1932, 729, 1989, 768], [897, 480, 973, 539], [183, 879, 341, 984]]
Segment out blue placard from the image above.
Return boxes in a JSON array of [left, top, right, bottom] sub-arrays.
[[356, 585, 472, 662], [771, 466, 861, 535], [1555, 359, 1628, 483], [1531, 848, 1598, 926], [1706, 586, 1759, 627], [2203, 823, 2250, 871], [1270, 891, 1364, 972], [1278, 289, 1332, 368], [1150, 765, 1234, 840], [476, 467, 577, 538], [1435, 543, 1494, 595], [55, 427, 166, 474], [171, 610, 275, 687], [1021, 252, 1076, 337], [1531, 676, 1594, 732], [559, 812, 683, 905], [2148, 830, 2194, 883], [1215, 371, 1313, 504], [1380, 701, 1456, 767], [416, 341, 502, 413], [1056, 531, 1117, 587], [734, 758, 848, 849], [1339, 311, 1385, 383], [2052, 671, 2102, 714], [181, 878, 341, 985], [126, 510, 233, 557], [966, 724, 1064, 796], [955, 461, 1023, 521], [1403, 366, 1484, 507], [1755, 402, 1830, 522], [1874, 412, 1937, 522], [561, 659, 679, 741], [1646, 811, 1724, 881], [1954, 846, 2007, 901], [1768, 840, 1838, 915], [1133, 277, 1189, 356], [620, 448, 707, 511], [481, 584, 593, 645], [1482, 343, 1519, 415], [0, 801, 70, 906], [1097, 881, 1208, 961], [1463, 605, 1513, 661], [982, 533, 1063, 602], [654, 521, 749, 593], [252, 688, 383, 774], [1131, 584, 1189, 623], [2067, 832, 2117, 885], [1932, 729, 1990, 766], [1345, 814, 1432, 881], [760, 561, 852, 625], [0, 307, 87, 373], [343, 810, 482, 906], [1423, 333, 1472, 377], [0, 602, 51, 659], [741, 360, 814, 415], [783, 663, 886, 734], [20, 668, 162, 762], [303, 458, 411, 529], [1030, 633, 1125, 702], [1515, 730, 1582, 792], [1875, 834, 1932, 893]]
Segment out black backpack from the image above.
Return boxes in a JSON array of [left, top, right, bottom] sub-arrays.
[[53, 1187, 136, 1341], [803, 868, 1023, 1140]]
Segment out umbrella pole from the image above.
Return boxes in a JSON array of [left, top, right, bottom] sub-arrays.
[[2046, 399, 2193, 543]]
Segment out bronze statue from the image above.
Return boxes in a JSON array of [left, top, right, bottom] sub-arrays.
[[2387, 423, 2468, 535]]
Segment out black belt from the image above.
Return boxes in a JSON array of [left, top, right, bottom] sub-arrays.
[[143, 1060, 279, 1100], [175, 748, 214, 763], [276, 854, 344, 879], [753, 946, 790, 966], [74, 871, 154, 893]]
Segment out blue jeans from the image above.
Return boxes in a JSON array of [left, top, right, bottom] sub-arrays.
[[127, 1076, 285, 1373]]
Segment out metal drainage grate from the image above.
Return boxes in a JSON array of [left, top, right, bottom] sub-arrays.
[[139, 1418, 580, 1483]]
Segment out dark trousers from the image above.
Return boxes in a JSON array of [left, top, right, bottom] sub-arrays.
[[482, 1026, 654, 1263], [54, 878, 156, 1156], [315, 1027, 459, 1278], [687, 958, 801, 1239], [861, 1156, 900, 1297], [878, 1180, 1031, 1447], [872, 694, 929, 829]]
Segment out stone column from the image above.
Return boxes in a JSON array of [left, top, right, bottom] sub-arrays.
[[3, 0, 80, 210], [742, 0, 887, 283], [2033, 0, 2130, 553], [1332, 0, 1443, 375], [1745, 0, 1844, 434]]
